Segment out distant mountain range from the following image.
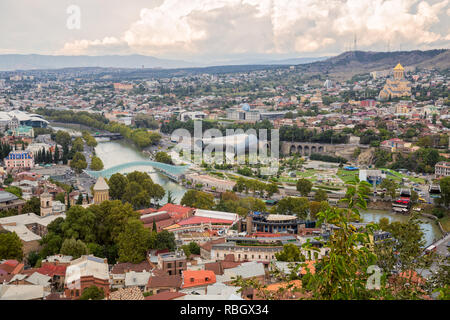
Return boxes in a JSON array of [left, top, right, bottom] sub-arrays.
[[0, 50, 447, 79], [0, 54, 328, 71], [296, 49, 450, 79]]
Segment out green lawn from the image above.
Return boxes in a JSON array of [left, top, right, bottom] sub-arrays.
[[381, 168, 426, 184], [337, 169, 359, 183], [439, 215, 450, 233]]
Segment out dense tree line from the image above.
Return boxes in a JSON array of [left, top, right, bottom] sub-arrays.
[[38, 200, 176, 265], [390, 148, 444, 173], [309, 153, 347, 164], [108, 171, 165, 210], [36, 108, 161, 150], [0, 141, 12, 159], [279, 126, 349, 144]]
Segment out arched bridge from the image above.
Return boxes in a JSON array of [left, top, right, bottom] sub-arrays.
[[85, 161, 190, 180], [281, 141, 363, 159], [93, 133, 123, 140]]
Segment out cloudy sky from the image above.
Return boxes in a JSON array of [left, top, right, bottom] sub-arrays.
[[1, 0, 449, 62]]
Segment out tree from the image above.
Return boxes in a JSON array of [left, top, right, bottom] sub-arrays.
[[27, 251, 40, 267], [301, 178, 378, 300], [410, 190, 419, 204], [265, 182, 279, 197], [55, 192, 66, 204], [90, 156, 104, 171], [70, 152, 88, 174], [108, 173, 128, 200], [275, 243, 305, 262], [5, 186, 22, 198], [55, 130, 71, 148], [314, 189, 328, 202], [296, 179, 313, 197], [273, 197, 310, 219], [155, 152, 173, 164], [154, 230, 176, 251], [181, 245, 191, 258], [181, 190, 214, 209], [380, 178, 398, 199], [22, 197, 40, 215], [60, 238, 89, 259], [62, 206, 96, 243], [72, 137, 84, 153], [439, 176, 450, 207], [76, 194, 84, 205], [79, 285, 105, 300], [117, 219, 151, 263], [188, 241, 200, 255], [166, 190, 174, 204], [0, 232, 23, 260]]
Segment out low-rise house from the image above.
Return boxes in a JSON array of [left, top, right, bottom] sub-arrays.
[[0, 190, 26, 213], [0, 284, 46, 300], [9, 272, 52, 292], [145, 275, 182, 295], [200, 238, 226, 260], [180, 270, 216, 294], [110, 261, 153, 289], [125, 271, 151, 291], [157, 250, 187, 276], [0, 213, 66, 255], [216, 261, 266, 285], [435, 161, 450, 178]]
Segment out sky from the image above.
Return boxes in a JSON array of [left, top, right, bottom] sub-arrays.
[[1, 0, 449, 63]]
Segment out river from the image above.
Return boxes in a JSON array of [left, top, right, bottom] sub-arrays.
[[51, 124, 442, 246]]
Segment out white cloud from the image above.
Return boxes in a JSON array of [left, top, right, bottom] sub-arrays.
[[59, 0, 450, 58]]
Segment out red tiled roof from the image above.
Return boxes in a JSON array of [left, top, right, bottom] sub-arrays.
[[205, 262, 224, 275], [37, 263, 67, 277], [178, 216, 233, 226], [111, 261, 153, 275], [147, 275, 182, 289], [141, 212, 171, 224], [143, 218, 176, 232], [0, 273, 13, 283], [138, 208, 158, 215], [145, 291, 186, 300], [158, 204, 194, 220], [200, 238, 226, 252], [0, 260, 24, 275]]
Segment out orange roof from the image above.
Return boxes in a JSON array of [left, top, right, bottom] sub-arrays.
[[182, 270, 216, 288]]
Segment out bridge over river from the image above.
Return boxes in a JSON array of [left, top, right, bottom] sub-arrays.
[[85, 160, 190, 181]]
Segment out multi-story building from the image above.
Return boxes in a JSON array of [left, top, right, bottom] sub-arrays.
[[238, 212, 316, 235], [435, 161, 450, 178], [4, 151, 34, 169], [0, 191, 26, 213], [157, 251, 187, 276], [64, 255, 110, 299]]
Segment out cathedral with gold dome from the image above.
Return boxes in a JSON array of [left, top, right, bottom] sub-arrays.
[[378, 63, 411, 100]]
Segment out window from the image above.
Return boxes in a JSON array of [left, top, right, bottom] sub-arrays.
[[190, 278, 195, 282]]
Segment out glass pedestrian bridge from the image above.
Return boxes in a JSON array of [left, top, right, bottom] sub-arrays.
[[85, 160, 190, 180]]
